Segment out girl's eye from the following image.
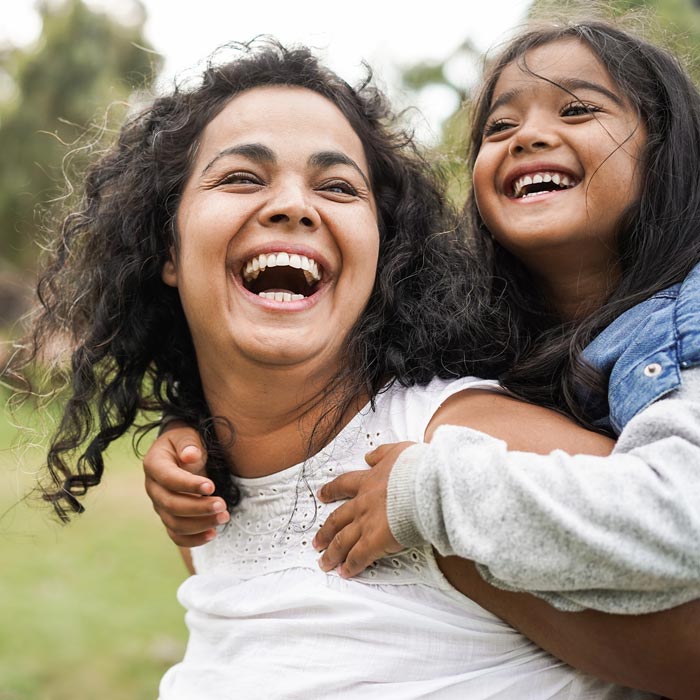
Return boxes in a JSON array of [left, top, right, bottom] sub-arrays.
[[483, 119, 516, 137], [561, 102, 602, 118], [217, 171, 263, 186], [319, 180, 358, 197]]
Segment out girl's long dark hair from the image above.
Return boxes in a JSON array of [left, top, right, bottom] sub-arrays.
[[16, 40, 507, 521], [467, 21, 700, 427]]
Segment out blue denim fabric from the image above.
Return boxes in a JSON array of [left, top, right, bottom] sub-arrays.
[[582, 263, 700, 434]]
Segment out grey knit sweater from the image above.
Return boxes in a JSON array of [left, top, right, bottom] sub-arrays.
[[387, 368, 700, 614]]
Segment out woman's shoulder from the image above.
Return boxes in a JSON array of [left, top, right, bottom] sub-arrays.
[[369, 375, 503, 443]]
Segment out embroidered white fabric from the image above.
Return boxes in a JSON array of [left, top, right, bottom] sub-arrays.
[[159, 377, 657, 700]]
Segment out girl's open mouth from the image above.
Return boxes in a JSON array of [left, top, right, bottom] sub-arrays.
[[509, 171, 579, 199]]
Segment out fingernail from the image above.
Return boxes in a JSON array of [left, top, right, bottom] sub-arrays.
[[211, 500, 226, 513], [200, 482, 215, 496], [215, 512, 230, 524], [204, 530, 216, 542], [181, 445, 201, 459]]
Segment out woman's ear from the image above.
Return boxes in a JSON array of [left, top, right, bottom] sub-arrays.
[[162, 249, 178, 287]]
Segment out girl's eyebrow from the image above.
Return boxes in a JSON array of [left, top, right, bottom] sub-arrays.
[[201, 143, 275, 176], [488, 77, 624, 115], [308, 150, 371, 189]]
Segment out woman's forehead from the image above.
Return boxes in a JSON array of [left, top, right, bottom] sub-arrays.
[[194, 86, 370, 172]]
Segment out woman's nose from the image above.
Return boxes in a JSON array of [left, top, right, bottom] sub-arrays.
[[259, 184, 319, 230]]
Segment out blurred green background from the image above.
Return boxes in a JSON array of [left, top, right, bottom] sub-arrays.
[[2, 0, 700, 698], [0, 384, 188, 700]]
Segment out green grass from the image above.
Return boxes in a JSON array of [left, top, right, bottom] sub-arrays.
[[0, 397, 188, 700]]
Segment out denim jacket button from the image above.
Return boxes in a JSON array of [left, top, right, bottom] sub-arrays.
[[643, 362, 663, 377]]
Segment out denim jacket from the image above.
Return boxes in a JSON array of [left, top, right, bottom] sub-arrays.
[[582, 263, 700, 433]]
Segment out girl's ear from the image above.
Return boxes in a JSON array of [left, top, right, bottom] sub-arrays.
[[162, 249, 178, 287]]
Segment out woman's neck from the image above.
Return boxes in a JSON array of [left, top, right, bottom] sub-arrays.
[[199, 360, 364, 478]]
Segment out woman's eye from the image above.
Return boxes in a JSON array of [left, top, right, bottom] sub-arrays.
[[561, 102, 601, 118], [217, 171, 262, 186], [319, 180, 358, 196], [483, 119, 516, 137]]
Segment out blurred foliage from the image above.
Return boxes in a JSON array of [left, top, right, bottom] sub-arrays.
[[398, 0, 700, 206], [0, 0, 161, 276], [529, 0, 700, 83]]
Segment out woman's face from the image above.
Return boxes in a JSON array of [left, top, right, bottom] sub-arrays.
[[163, 86, 379, 378], [472, 39, 646, 274]]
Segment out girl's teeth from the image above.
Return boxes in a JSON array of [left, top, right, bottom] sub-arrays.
[[267, 253, 277, 268], [289, 254, 301, 269], [276, 252, 289, 266], [511, 171, 578, 198]]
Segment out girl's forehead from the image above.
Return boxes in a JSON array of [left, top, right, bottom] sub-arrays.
[[493, 39, 616, 98]]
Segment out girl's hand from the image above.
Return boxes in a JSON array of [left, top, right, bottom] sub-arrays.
[[312, 441, 414, 577], [143, 422, 229, 547]]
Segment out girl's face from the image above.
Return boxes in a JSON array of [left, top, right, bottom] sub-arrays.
[[472, 38, 646, 274], [163, 86, 379, 379]]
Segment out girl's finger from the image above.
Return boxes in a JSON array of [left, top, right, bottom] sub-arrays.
[[317, 522, 360, 573], [338, 540, 375, 579], [317, 471, 365, 502], [144, 447, 214, 495], [364, 443, 395, 466], [313, 501, 355, 551], [166, 527, 218, 549], [162, 510, 229, 537], [146, 478, 226, 517]]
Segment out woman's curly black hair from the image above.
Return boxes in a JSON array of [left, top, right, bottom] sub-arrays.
[[466, 20, 700, 428], [18, 39, 507, 521]]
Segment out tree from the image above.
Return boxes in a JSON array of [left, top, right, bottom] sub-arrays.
[[0, 0, 161, 274]]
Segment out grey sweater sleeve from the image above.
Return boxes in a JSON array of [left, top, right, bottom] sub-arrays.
[[386, 368, 700, 614]]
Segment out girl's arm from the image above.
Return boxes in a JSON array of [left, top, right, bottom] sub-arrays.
[[390, 373, 700, 613]]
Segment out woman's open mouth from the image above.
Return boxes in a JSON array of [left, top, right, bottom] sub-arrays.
[[241, 252, 323, 302]]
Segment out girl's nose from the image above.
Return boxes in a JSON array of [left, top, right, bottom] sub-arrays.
[[508, 122, 560, 156]]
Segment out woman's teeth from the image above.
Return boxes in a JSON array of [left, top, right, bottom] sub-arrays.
[[243, 252, 321, 285], [258, 291, 306, 302]]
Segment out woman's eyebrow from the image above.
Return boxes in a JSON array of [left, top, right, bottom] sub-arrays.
[[489, 77, 624, 115], [308, 151, 371, 189], [201, 143, 275, 176]]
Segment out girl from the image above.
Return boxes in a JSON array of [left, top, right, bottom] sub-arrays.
[[313, 19, 700, 615], [17, 39, 666, 698], [143, 21, 700, 695]]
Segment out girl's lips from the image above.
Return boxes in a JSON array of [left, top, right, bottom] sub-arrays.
[[503, 164, 581, 197]]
